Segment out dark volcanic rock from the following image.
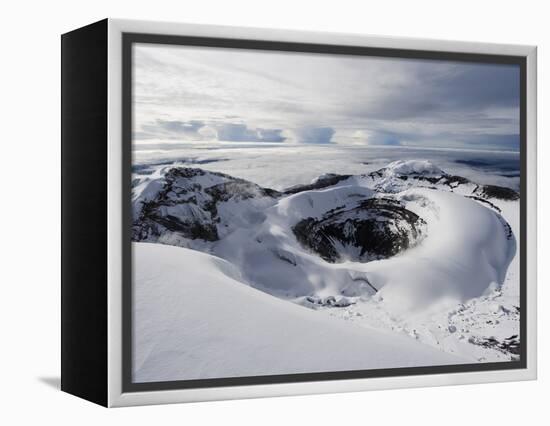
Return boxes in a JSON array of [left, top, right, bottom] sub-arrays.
[[468, 335, 521, 357], [206, 181, 280, 202], [293, 198, 426, 263], [284, 173, 352, 195], [133, 167, 279, 243], [398, 173, 470, 188], [473, 184, 519, 201]]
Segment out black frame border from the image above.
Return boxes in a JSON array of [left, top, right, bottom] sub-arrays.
[[122, 32, 528, 393], [61, 19, 109, 406]]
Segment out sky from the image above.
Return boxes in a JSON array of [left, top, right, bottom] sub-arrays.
[[133, 43, 520, 151]]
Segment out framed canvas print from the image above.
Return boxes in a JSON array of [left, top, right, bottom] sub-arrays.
[[61, 18, 537, 407]]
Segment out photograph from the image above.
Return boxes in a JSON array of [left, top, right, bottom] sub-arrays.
[[129, 41, 522, 385]]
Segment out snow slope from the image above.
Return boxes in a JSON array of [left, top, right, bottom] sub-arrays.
[[133, 242, 465, 382], [356, 187, 516, 315]]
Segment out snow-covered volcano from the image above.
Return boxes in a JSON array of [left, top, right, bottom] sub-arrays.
[[133, 160, 516, 301], [132, 159, 521, 379]]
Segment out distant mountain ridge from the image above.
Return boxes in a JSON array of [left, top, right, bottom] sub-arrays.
[[132, 160, 518, 260]]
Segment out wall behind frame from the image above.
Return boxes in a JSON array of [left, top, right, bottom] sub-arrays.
[[0, 0, 545, 423]]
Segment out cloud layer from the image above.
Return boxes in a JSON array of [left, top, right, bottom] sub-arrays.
[[133, 43, 520, 151]]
